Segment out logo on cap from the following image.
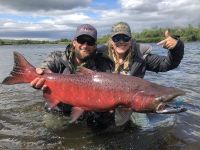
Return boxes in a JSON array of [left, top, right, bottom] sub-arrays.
[[74, 24, 97, 40]]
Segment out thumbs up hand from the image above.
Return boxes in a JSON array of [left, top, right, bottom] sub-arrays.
[[157, 30, 178, 50]]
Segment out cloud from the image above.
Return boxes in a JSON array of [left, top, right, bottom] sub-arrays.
[[117, 0, 200, 28], [119, 0, 160, 12], [0, 0, 199, 40], [0, 0, 92, 11]]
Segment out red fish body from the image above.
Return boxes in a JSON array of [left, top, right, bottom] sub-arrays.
[[2, 52, 187, 125]]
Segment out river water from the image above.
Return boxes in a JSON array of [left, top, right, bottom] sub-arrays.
[[0, 43, 199, 150]]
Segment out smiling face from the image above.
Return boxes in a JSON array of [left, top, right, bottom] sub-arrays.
[[111, 34, 132, 56], [72, 35, 96, 64]]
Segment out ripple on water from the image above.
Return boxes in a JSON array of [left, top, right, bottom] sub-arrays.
[[0, 43, 199, 149]]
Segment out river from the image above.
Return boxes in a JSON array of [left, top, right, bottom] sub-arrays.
[[0, 42, 199, 150]]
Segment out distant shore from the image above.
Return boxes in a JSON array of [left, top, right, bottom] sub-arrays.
[[1, 25, 200, 45]]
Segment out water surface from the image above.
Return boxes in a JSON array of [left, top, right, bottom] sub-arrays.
[[0, 43, 199, 150]]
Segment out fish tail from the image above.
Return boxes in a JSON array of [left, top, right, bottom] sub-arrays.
[[2, 51, 37, 85]]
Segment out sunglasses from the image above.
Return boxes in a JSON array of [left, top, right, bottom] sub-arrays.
[[76, 37, 96, 46], [112, 34, 131, 43]]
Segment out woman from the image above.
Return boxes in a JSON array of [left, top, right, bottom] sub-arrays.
[[99, 21, 184, 77], [98, 22, 184, 127]]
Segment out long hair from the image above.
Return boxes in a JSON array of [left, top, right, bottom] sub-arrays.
[[107, 38, 133, 73]]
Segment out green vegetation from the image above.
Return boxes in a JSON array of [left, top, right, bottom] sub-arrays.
[[0, 38, 70, 45], [0, 39, 54, 45], [0, 25, 200, 45], [97, 25, 200, 44], [133, 25, 200, 43]]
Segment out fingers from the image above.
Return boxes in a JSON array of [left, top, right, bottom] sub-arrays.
[[41, 85, 48, 91], [30, 77, 47, 90], [164, 30, 170, 38], [157, 30, 177, 50], [157, 39, 167, 46], [36, 68, 52, 74], [32, 68, 51, 90], [36, 68, 44, 75], [165, 40, 176, 49]]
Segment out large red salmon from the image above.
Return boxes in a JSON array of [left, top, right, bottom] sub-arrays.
[[2, 52, 187, 126]]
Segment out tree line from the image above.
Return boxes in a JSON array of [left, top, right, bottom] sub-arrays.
[[98, 24, 200, 44], [0, 38, 70, 45], [0, 25, 200, 45]]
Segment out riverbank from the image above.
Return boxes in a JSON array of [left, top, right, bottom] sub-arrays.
[[1, 25, 200, 45]]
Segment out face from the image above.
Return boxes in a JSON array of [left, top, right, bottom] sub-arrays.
[[111, 34, 131, 56], [73, 35, 96, 62]]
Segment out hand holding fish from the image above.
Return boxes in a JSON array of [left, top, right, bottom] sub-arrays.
[[157, 30, 178, 50], [30, 68, 51, 90], [2, 52, 187, 126]]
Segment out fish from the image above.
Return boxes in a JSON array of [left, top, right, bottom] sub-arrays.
[[2, 51, 187, 126]]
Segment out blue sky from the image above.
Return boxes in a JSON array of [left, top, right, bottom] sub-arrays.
[[0, 0, 199, 40]]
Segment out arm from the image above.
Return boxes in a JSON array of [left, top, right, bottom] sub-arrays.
[[146, 31, 184, 72], [40, 51, 67, 73]]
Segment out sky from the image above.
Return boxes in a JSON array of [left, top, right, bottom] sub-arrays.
[[0, 0, 199, 40]]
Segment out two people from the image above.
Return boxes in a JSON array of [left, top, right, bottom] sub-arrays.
[[31, 22, 184, 129]]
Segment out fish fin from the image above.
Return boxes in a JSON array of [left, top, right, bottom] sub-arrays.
[[77, 67, 95, 75], [2, 76, 25, 85], [69, 107, 84, 123], [2, 51, 37, 85], [115, 107, 132, 126], [130, 112, 150, 127]]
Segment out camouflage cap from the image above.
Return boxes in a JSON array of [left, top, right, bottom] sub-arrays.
[[111, 22, 131, 37], [74, 24, 97, 40]]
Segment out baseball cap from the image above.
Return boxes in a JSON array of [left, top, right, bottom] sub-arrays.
[[111, 22, 131, 37], [74, 24, 97, 40]]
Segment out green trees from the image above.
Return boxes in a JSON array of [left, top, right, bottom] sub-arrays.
[[0, 39, 69, 45], [0, 25, 200, 45], [133, 25, 200, 43], [175, 24, 200, 41], [97, 25, 200, 44]]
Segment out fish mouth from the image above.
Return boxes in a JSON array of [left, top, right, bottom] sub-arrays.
[[155, 103, 187, 114], [155, 90, 187, 114]]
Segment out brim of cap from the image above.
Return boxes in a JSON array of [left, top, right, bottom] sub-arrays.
[[74, 32, 96, 40], [111, 32, 131, 37]]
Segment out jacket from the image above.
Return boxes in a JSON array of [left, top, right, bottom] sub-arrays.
[[41, 44, 114, 128], [41, 44, 113, 74], [98, 39, 184, 78]]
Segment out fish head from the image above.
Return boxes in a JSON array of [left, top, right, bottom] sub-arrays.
[[153, 89, 187, 114], [130, 88, 187, 114]]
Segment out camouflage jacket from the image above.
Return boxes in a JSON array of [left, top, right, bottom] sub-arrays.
[[41, 44, 115, 128], [41, 44, 114, 74]]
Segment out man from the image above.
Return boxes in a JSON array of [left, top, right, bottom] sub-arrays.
[[31, 24, 114, 129]]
